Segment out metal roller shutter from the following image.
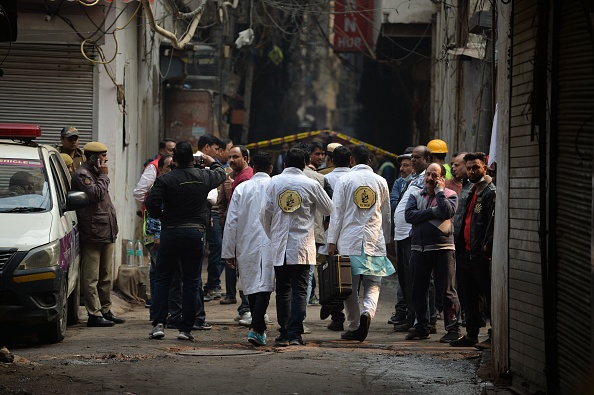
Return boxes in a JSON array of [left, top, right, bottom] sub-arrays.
[[508, 0, 547, 389], [553, 0, 593, 392], [0, 43, 95, 146]]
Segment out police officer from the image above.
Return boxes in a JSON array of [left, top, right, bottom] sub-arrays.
[[72, 142, 123, 327]]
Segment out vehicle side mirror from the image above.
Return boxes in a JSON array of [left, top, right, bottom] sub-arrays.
[[65, 191, 89, 211]]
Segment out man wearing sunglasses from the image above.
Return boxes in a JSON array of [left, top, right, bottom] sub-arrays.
[[58, 126, 86, 171]]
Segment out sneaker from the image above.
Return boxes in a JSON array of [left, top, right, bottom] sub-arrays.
[[474, 337, 492, 350], [274, 336, 289, 347], [302, 324, 311, 334], [145, 299, 151, 308], [177, 331, 194, 341], [308, 295, 319, 305], [356, 313, 371, 342], [220, 297, 237, 305], [289, 338, 305, 346], [238, 312, 252, 326], [405, 331, 430, 340], [450, 335, 479, 347], [149, 323, 165, 339], [247, 331, 267, 346], [340, 330, 357, 340], [264, 314, 273, 324], [439, 331, 463, 343], [204, 289, 222, 300], [192, 322, 212, 330], [387, 313, 406, 325], [327, 320, 344, 331]]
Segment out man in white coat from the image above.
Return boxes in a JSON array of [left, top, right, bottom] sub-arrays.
[[327, 145, 395, 342], [222, 152, 275, 346], [260, 147, 333, 346]]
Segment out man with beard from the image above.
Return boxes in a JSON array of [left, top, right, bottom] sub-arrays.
[[450, 152, 495, 349], [224, 145, 255, 325], [222, 152, 274, 346]]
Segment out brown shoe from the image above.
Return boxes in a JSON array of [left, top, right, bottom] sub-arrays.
[[220, 297, 237, 305]]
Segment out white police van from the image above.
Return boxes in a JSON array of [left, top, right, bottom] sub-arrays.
[[0, 124, 88, 343]]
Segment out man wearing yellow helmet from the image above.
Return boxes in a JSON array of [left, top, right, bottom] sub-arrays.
[[427, 139, 452, 180]]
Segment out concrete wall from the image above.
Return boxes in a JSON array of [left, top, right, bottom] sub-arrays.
[[97, 5, 161, 270]]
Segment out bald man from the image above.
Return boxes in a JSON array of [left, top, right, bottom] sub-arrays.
[[404, 163, 461, 343]]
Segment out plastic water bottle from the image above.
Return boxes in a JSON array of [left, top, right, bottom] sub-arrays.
[[126, 240, 134, 267], [135, 239, 144, 267]]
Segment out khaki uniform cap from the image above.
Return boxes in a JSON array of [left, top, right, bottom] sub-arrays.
[[60, 153, 73, 166], [326, 143, 342, 153], [83, 142, 108, 154]]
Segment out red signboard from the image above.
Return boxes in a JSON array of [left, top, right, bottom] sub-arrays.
[[333, 0, 374, 53]]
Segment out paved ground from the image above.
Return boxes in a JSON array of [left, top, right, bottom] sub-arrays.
[[0, 269, 494, 395]]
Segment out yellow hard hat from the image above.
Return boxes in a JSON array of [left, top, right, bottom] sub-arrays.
[[427, 139, 448, 154]]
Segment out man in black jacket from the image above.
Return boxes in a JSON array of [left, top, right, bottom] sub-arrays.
[[450, 152, 495, 348], [146, 142, 226, 341]]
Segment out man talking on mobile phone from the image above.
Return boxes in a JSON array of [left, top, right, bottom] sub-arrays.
[[404, 162, 461, 343], [72, 142, 124, 328]]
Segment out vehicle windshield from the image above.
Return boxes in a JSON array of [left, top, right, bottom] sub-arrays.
[[0, 157, 51, 212]]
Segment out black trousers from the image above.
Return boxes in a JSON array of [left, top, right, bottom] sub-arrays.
[[247, 292, 272, 334], [457, 251, 491, 338]]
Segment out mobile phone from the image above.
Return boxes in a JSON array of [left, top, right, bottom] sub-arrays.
[[89, 154, 99, 167]]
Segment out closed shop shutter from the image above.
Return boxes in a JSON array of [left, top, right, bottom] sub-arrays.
[[508, 0, 547, 390], [0, 43, 95, 146], [553, 0, 593, 392]]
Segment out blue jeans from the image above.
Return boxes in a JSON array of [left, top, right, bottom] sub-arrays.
[[224, 264, 237, 298], [149, 243, 182, 323], [152, 227, 205, 333], [275, 264, 309, 342], [204, 211, 224, 292]]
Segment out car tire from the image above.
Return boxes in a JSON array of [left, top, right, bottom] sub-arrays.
[[67, 277, 80, 326], [37, 277, 67, 344]]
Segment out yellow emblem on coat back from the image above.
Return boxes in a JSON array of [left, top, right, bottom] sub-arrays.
[[279, 189, 302, 213], [353, 186, 376, 209]]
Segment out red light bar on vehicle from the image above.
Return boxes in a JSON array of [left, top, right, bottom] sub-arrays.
[[0, 124, 42, 139]]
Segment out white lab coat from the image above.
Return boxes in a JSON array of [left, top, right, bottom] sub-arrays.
[[327, 164, 391, 256], [318, 166, 350, 255], [222, 173, 274, 295], [260, 167, 333, 266], [324, 167, 350, 190]]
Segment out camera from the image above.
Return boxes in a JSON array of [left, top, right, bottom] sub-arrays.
[[193, 154, 205, 168]]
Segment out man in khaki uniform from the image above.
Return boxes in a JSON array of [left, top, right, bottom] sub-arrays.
[[58, 126, 86, 171], [72, 142, 123, 327]]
